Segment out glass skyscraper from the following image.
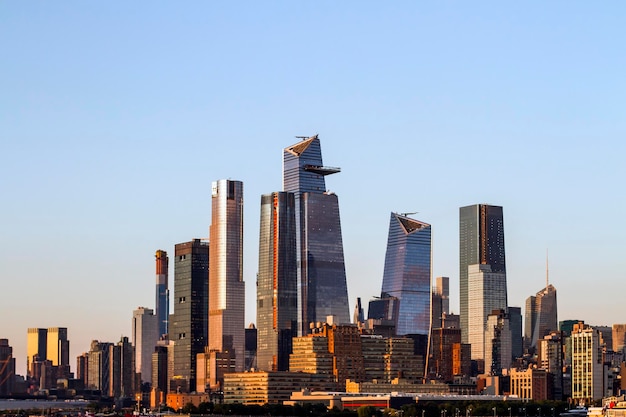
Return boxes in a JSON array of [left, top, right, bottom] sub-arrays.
[[170, 239, 209, 393], [525, 284, 558, 352], [380, 212, 432, 336], [459, 204, 506, 344], [282, 135, 350, 334], [208, 179, 245, 374], [256, 192, 298, 371], [155, 249, 169, 338]]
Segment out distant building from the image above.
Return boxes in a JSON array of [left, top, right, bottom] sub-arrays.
[[525, 284, 558, 353], [0, 339, 15, 396], [223, 371, 334, 405], [169, 239, 209, 393], [381, 213, 432, 336], [132, 307, 159, 387], [432, 277, 450, 330], [151, 342, 170, 406], [109, 336, 134, 398], [244, 324, 257, 371], [26, 328, 47, 377], [467, 264, 507, 361], [155, 250, 169, 338], [459, 204, 506, 345], [571, 324, 604, 403], [47, 327, 70, 368], [430, 328, 467, 382], [86, 340, 113, 392], [538, 332, 564, 400], [508, 306, 523, 360], [484, 309, 511, 376], [353, 298, 365, 326], [613, 324, 626, 353], [509, 368, 553, 400]]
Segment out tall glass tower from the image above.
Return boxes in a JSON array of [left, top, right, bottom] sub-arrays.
[[283, 135, 350, 334], [155, 249, 169, 338], [208, 179, 245, 374], [459, 204, 506, 344], [380, 213, 432, 336], [256, 191, 297, 371], [170, 239, 209, 393]]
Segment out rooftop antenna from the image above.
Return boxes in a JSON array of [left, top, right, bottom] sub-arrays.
[[399, 212, 418, 217]]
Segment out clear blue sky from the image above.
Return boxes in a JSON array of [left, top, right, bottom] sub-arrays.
[[1, 2, 625, 376]]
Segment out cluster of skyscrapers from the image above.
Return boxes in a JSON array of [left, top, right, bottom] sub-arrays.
[[2, 135, 625, 408]]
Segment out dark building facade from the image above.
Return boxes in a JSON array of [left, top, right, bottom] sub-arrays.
[[0, 339, 15, 396], [380, 213, 431, 336], [283, 136, 350, 334], [169, 239, 209, 392], [459, 204, 506, 344], [257, 192, 298, 371]]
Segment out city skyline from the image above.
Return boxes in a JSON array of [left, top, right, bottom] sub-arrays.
[[2, 2, 625, 376]]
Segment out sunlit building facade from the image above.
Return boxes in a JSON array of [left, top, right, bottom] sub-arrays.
[[132, 307, 159, 386], [525, 284, 558, 352], [459, 204, 506, 344], [380, 213, 431, 336], [283, 135, 350, 334], [208, 179, 245, 384], [257, 191, 298, 371], [467, 264, 508, 361]]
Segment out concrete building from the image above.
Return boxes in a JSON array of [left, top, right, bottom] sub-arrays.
[[132, 307, 159, 387], [223, 371, 333, 405], [571, 324, 604, 403], [509, 368, 552, 400]]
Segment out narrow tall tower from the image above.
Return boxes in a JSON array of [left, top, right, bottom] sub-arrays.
[[283, 135, 350, 334], [459, 204, 506, 344], [169, 239, 209, 393], [208, 180, 245, 375], [155, 250, 169, 338], [256, 192, 297, 371], [380, 212, 432, 336]]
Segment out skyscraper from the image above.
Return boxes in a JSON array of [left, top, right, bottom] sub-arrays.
[[257, 192, 298, 371], [155, 250, 169, 338], [283, 135, 350, 334], [525, 284, 558, 353], [459, 204, 506, 344], [26, 328, 47, 377], [380, 212, 432, 336], [484, 309, 512, 376], [46, 327, 69, 367], [0, 339, 15, 396], [467, 264, 508, 361], [169, 239, 209, 393], [132, 307, 159, 386], [208, 179, 245, 382], [432, 277, 450, 330]]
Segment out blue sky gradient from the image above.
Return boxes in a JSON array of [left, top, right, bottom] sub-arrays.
[[1, 2, 625, 375]]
